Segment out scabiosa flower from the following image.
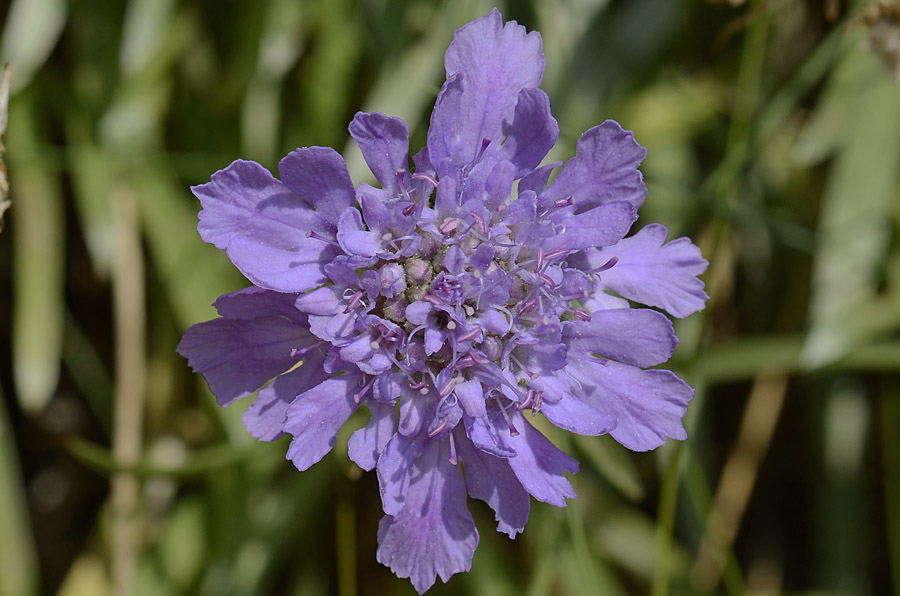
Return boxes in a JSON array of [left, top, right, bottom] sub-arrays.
[[178, 8, 708, 593]]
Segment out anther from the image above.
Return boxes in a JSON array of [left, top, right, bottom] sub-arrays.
[[536, 272, 557, 288], [573, 309, 592, 322], [427, 418, 451, 439], [592, 256, 618, 273], [439, 218, 460, 235], [409, 381, 427, 391], [343, 291, 363, 313], [401, 203, 417, 216], [456, 327, 482, 342], [353, 377, 377, 403], [474, 137, 492, 164], [470, 211, 489, 236], [290, 340, 325, 358], [554, 196, 575, 208], [446, 320, 457, 330], [412, 171, 438, 188]]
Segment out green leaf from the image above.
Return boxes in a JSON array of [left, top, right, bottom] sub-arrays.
[[574, 434, 645, 501], [8, 96, 65, 413]]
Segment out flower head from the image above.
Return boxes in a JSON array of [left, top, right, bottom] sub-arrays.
[[178, 8, 708, 593]]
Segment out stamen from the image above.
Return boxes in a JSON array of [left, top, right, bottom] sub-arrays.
[[446, 320, 457, 330], [518, 297, 539, 316], [448, 432, 459, 465], [438, 376, 460, 398], [369, 339, 381, 350], [532, 391, 544, 416], [469, 211, 489, 236], [412, 171, 438, 188], [469, 350, 490, 365], [423, 294, 442, 306], [536, 271, 557, 288], [516, 389, 534, 412], [452, 355, 475, 371], [554, 196, 575, 208], [343, 291, 363, 313], [395, 169, 411, 201], [353, 376, 377, 403], [590, 256, 618, 273], [427, 418, 451, 439], [573, 309, 592, 322], [456, 327, 482, 342], [381, 232, 393, 242], [409, 381, 427, 391], [305, 229, 339, 246], [439, 218, 460, 235], [495, 398, 520, 436], [290, 340, 325, 358], [401, 203, 417, 216], [474, 136, 492, 164]]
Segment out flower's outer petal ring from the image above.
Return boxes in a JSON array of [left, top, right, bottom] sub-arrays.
[[245, 347, 329, 441], [540, 120, 648, 212], [428, 8, 545, 169], [564, 308, 678, 368], [278, 146, 356, 228], [585, 223, 709, 318], [505, 412, 579, 506], [348, 401, 399, 471], [455, 428, 529, 538], [566, 359, 694, 452], [501, 88, 559, 177], [177, 314, 313, 407], [349, 112, 411, 194], [284, 374, 364, 471], [376, 438, 479, 594], [194, 158, 331, 249]]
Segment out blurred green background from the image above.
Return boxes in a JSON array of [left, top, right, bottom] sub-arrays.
[[1, 0, 900, 594]]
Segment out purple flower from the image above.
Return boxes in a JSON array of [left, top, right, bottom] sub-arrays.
[[178, 9, 708, 593]]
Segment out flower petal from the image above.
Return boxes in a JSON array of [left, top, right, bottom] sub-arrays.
[[506, 412, 578, 506], [541, 120, 647, 211], [545, 200, 637, 252], [563, 308, 677, 367], [284, 374, 363, 471], [376, 439, 478, 594], [378, 431, 427, 515], [213, 286, 305, 322], [566, 359, 694, 451], [428, 9, 544, 169], [455, 429, 529, 538], [244, 349, 329, 441], [278, 146, 356, 227], [194, 159, 325, 248], [177, 315, 310, 407], [454, 379, 485, 419], [349, 112, 410, 193], [348, 401, 399, 471], [337, 208, 382, 258], [501, 88, 559, 177], [225, 235, 336, 293], [586, 223, 709, 318], [193, 160, 337, 292]]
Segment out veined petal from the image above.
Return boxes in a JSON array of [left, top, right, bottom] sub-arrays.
[[213, 286, 305, 322], [454, 379, 485, 419], [348, 401, 399, 471], [541, 120, 647, 211], [455, 428, 529, 538], [349, 112, 410, 194], [376, 439, 479, 594], [194, 159, 325, 248], [244, 348, 329, 441], [428, 9, 544, 168], [587, 223, 709, 318], [284, 374, 363, 471], [506, 412, 578, 506], [501, 88, 559, 177], [378, 431, 427, 515], [564, 308, 677, 367], [278, 146, 356, 227], [566, 359, 694, 451], [337, 208, 382, 258], [177, 316, 311, 407], [545, 200, 637, 252], [226, 235, 337, 293]]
